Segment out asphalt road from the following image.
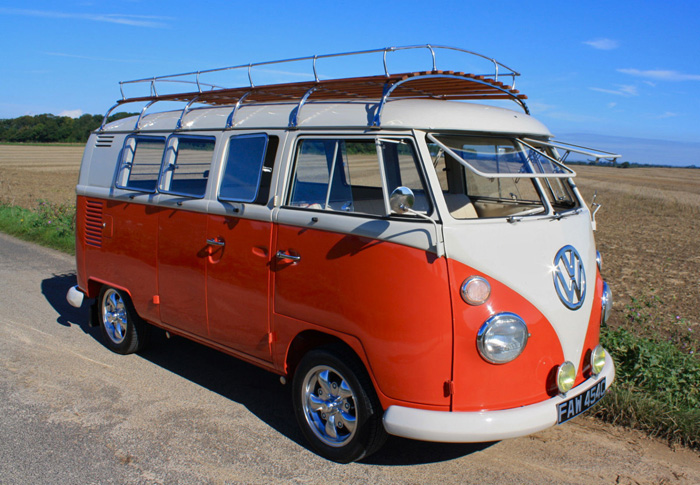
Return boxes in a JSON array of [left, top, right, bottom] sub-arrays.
[[1, 232, 698, 484]]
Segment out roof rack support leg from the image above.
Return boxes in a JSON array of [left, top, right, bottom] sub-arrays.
[[99, 103, 122, 131], [176, 96, 201, 130], [289, 86, 317, 129], [226, 92, 252, 129], [135, 100, 158, 131]]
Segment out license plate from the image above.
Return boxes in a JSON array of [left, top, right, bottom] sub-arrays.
[[557, 377, 607, 424]]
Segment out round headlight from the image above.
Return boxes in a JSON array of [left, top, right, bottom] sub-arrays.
[[461, 276, 491, 305], [477, 313, 528, 364], [590, 345, 606, 375], [601, 281, 613, 324], [557, 361, 576, 394]]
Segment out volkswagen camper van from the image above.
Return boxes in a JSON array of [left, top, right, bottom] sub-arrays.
[[67, 45, 617, 462]]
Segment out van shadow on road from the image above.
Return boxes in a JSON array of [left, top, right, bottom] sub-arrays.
[[41, 273, 494, 465]]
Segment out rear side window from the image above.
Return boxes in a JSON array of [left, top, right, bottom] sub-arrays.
[[115, 136, 165, 192], [219, 134, 277, 204], [159, 136, 215, 198]]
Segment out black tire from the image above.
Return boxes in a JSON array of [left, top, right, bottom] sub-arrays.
[[292, 346, 387, 463], [97, 286, 149, 355]]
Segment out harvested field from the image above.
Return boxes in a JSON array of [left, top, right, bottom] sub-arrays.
[[575, 165, 700, 354], [0, 144, 83, 208], [0, 144, 698, 352]]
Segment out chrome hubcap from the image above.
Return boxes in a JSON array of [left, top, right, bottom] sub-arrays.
[[301, 365, 357, 447], [102, 289, 127, 344]]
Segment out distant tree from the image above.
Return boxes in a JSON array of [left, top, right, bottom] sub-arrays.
[[0, 112, 137, 143], [620, 161, 630, 168]]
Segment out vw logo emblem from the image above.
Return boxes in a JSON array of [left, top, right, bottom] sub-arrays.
[[553, 245, 586, 310]]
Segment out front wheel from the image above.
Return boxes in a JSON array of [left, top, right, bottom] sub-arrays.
[[292, 347, 387, 463], [98, 286, 148, 355]]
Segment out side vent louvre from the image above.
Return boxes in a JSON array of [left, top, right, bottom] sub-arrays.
[[95, 134, 114, 148], [84, 200, 104, 248]]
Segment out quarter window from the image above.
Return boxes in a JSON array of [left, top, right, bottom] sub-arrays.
[[116, 136, 165, 192], [159, 136, 215, 198]]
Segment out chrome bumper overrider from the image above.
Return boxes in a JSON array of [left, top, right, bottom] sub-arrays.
[[66, 285, 85, 308], [382, 353, 615, 442]]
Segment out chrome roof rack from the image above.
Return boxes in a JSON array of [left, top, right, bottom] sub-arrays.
[[101, 45, 529, 131]]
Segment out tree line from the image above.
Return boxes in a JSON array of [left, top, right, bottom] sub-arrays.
[[0, 113, 134, 144]]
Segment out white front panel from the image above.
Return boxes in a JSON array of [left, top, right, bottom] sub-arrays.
[[443, 213, 597, 369]]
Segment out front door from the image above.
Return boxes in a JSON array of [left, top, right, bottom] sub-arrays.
[[273, 136, 453, 406]]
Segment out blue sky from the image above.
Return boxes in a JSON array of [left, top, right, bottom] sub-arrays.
[[1, 1, 699, 165]]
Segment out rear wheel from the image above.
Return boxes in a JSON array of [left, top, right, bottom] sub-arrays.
[[98, 287, 148, 354], [292, 347, 387, 463]]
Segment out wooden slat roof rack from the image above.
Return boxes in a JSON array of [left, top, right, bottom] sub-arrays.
[[101, 45, 530, 130]]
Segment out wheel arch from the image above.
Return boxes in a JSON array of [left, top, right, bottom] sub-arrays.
[[284, 330, 376, 395]]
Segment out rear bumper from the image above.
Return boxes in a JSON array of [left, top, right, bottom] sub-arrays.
[[383, 353, 615, 443]]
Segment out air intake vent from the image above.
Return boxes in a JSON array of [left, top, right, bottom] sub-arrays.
[[95, 134, 114, 148], [84, 200, 104, 248]]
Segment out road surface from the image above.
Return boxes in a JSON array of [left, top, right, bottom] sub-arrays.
[[1, 232, 698, 483]]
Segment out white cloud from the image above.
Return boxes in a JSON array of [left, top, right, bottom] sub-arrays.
[[618, 68, 700, 81], [589, 85, 639, 97], [0, 7, 172, 28], [607, 102, 617, 109], [45, 51, 149, 63], [656, 112, 679, 119], [583, 38, 619, 50], [59, 109, 83, 118]]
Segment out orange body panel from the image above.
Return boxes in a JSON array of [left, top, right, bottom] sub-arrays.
[[206, 214, 273, 361], [76, 196, 603, 413], [158, 208, 208, 336], [273, 223, 453, 407], [449, 258, 565, 411], [449, 258, 603, 412], [77, 196, 160, 323]]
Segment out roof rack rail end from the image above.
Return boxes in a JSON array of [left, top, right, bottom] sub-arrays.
[[371, 72, 530, 128]]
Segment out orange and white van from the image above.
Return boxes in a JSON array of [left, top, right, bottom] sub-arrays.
[[67, 45, 617, 462]]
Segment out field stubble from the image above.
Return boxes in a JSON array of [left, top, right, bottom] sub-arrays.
[[574, 165, 700, 355], [2, 145, 698, 352]]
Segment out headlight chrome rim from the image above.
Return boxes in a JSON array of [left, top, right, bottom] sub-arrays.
[[476, 312, 529, 364], [557, 361, 576, 394], [591, 345, 606, 375], [461, 276, 491, 306], [596, 251, 603, 272]]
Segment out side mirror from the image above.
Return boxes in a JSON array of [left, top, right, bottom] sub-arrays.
[[389, 186, 415, 214]]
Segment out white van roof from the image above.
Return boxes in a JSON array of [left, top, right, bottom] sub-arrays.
[[102, 98, 552, 137]]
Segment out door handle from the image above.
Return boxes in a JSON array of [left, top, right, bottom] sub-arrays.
[[206, 238, 225, 247], [276, 250, 301, 262]]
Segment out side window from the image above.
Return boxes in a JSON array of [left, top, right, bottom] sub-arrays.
[[380, 141, 431, 213], [287, 138, 430, 217], [159, 136, 215, 198], [115, 136, 165, 192], [219, 134, 278, 204]]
